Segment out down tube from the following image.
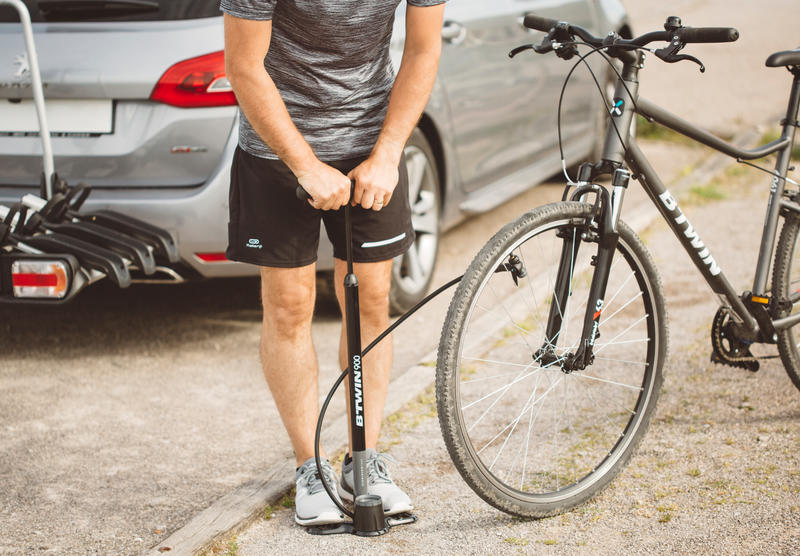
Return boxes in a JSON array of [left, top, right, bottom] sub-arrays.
[[625, 141, 759, 333]]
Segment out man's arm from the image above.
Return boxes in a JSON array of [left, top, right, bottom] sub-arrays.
[[350, 3, 446, 211], [223, 14, 351, 210]]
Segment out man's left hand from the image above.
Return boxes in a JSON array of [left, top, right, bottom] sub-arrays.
[[349, 151, 400, 211]]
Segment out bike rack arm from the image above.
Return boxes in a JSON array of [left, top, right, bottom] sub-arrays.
[[0, 0, 55, 198]]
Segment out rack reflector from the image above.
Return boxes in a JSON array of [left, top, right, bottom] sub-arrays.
[[11, 260, 69, 298]]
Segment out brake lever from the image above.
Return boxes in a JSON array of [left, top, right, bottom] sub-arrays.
[[509, 23, 578, 60], [654, 40, 706, 72], [508, 38, 554, 58], [509, 44, 536, 58]]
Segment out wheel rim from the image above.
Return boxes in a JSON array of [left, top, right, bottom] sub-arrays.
[[451, 216, 659, 503], [393, 145, 439, 296]]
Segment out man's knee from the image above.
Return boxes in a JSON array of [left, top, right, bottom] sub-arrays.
[[334, 259, 392, 324], [358, 283, 390, 322], [261, 268, 315, 335]]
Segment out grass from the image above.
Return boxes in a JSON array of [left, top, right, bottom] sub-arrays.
[[205, 537, 240, 556], [379, 384, 438, 452], [504, 536, 529, 546], [223, 539, 239, 556], [261, 488, 295, 521], [636, 115, 697, 146], [688, 183, 726, 203]]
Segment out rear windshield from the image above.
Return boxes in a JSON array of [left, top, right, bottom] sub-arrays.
[[0, 0, 220, 23]]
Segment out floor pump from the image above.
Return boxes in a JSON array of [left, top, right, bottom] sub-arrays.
[[296, 184, 418, 536]]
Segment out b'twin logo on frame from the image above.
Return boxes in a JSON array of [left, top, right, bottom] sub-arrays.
[[246, 238, 262, 249], [352, 355, 364, 427], [658, 190, 721, 276]]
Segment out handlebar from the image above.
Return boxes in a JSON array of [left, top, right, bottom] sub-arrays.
[[519, 14, 738, 71], [522, 14, 737, 51]]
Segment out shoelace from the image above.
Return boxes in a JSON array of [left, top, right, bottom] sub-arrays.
[[365, 452, 397, 485], [299, 461, 338, 496]]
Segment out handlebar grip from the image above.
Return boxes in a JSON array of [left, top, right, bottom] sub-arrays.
[[523, 14, 559, 32], [677, 26, 739, 43], [296, 180, 355, 203]]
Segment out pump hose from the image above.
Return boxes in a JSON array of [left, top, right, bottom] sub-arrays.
[[313, 274, 463, 518]]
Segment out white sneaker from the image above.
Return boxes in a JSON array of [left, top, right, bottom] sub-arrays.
[[338, 449, 413, 516], [294, 458, 346, 526]]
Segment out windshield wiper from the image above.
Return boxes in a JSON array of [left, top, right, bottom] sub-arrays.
[[37, 0, 159, 21]]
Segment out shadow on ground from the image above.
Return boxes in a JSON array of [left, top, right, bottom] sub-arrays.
[[0, 276, 343, 360]]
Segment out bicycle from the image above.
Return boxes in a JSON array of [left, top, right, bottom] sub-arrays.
[[435, 14, 800, 518]]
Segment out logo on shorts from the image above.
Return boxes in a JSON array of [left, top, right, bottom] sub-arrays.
[[246, 238, 262, 249]]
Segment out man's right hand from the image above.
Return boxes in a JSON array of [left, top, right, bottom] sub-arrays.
[[296, 161, 352, 211]]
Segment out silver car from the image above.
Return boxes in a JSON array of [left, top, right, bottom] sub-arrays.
[[0, 0, 630, 312]]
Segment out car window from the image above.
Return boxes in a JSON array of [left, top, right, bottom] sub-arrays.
[[0, 0, 220, 23]]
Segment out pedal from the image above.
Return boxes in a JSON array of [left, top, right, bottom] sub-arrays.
[[710, 307, 760, 372]]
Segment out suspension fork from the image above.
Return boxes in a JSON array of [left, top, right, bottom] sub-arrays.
[[541, 223, 583, 351], [539, 170, 631, 371]]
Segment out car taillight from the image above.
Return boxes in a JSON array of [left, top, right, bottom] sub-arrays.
[[195, 252, 230, 263], [11, 260, 70, 299], [150, 51, 237, 108]]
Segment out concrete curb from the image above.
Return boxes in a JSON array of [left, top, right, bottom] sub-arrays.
[[149, 352, 439, 555], [148, 121, 773, 556]]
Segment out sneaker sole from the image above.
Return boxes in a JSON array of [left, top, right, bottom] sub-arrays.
[[294, 509, 347, 527], [337, 483, 413, 516]]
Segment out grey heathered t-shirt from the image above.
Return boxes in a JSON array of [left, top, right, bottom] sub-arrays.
[[220, 0, 446, 161]]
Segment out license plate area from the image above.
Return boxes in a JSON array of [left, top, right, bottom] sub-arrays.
[[0, 98, 113, 136]]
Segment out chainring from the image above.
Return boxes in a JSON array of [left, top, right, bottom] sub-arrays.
[[710, 306, 759, 372]]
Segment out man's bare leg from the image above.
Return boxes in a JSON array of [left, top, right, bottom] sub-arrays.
[[259, 264, 324, 467], [333, 258, 393, 451]]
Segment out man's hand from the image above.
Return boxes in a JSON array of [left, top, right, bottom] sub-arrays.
[[349, 151, 400, 211], [296, 161, 352, 211]]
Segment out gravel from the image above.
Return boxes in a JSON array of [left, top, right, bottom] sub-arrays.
[[235, 160, 800, 556]]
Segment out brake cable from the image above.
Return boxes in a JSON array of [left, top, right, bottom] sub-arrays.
[[550, 41, 648, 184]]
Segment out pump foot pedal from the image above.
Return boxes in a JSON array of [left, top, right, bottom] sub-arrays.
[[386, 512, 418, 527], [306, 512, 417, 536]]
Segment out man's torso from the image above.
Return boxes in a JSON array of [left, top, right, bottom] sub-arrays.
[[222, 0, 404, 161]]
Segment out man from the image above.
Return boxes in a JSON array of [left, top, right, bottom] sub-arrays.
[[220, 0, 446, 526]]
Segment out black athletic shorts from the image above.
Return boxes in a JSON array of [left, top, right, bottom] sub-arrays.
[[226, 147, 415, 268]]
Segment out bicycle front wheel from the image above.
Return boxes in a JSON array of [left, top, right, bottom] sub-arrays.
[[437, 202, 667, 517]]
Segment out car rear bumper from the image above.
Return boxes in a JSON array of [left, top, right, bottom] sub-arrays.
[[0, 118, 335, 279]]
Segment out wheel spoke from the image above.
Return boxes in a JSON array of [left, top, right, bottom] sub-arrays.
[[572, 372, 643, 391], [411, 213, 437, 236], [405, 150, 426, 202], [405, 243, 424, 284]]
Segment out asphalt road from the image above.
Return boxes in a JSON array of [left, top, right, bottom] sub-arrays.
[[1, 0, 798, 553]]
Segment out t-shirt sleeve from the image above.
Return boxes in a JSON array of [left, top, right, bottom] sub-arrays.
[[407, 0, 447, 6], [219, 0, 276, 21]]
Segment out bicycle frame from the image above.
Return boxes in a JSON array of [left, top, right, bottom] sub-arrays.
[[562, 53, 800, 352]]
